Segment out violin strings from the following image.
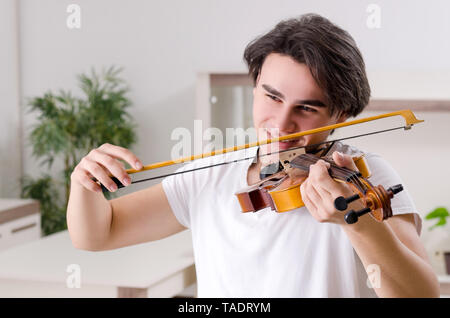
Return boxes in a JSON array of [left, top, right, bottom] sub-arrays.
[[327, 161, 366, 194], [293, 154, 362, 187], [291, 154, 365, 194], [127, 125, 408, 186]]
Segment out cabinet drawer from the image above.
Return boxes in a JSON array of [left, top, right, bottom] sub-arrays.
[[0, 214, 40, 250]]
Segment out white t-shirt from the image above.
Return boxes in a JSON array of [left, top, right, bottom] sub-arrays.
[[162, 142, 422, 297]]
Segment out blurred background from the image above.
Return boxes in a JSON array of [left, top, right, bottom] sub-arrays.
[[1, 0, 450, 297]]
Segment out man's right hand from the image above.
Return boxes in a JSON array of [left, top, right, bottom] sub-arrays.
[[70, 143, 143, 193]]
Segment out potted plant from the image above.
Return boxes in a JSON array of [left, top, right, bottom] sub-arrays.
[[20, 66, 138, 236], [425, 206, 450, 275]]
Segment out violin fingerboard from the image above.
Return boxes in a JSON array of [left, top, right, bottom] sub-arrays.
[[290, 154, 362, 182]]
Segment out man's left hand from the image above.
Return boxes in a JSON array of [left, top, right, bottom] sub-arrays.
[[300, 151, 362, 225]]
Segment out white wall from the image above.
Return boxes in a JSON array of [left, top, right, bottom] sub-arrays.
[[2, 1, 450, 238], [0, 0, 22, 198]]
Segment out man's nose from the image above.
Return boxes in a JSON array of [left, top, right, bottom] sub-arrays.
[[275, 107, 296, 133]]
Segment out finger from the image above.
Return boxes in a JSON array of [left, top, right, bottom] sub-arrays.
[[99, 143, 143, 170], [309, 160, 337, 190], [304, 178, 324, 205], [318, 159, 330, 169], [89, 149, 131, 186], [305, 178, 331, 221], [76, 170, 103, 193], [310, 160, 354, 208], [300, 179, 317, 212], [332, 151, 358, 171], [82, 158, 119, 192]]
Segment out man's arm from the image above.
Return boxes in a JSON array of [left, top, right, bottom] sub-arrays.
[[106, 182, 187, 250], [341, 212, 440, 297], [67, 143, 186, 251], [300, 152, 440, 297]]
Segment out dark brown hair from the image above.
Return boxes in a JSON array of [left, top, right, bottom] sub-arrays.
[[243, 13, 370, 117]]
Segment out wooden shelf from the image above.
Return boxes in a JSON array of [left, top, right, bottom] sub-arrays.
[[367, 99, 450, 112]]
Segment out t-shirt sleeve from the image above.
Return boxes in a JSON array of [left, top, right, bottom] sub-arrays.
[[161, 163, 193, 228], [364, 153, 422, 235]]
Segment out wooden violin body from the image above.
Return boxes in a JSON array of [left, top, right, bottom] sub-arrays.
[[235, 171, 289, 212], [235, 152, 403, 224], [235, 153, 369, 213]]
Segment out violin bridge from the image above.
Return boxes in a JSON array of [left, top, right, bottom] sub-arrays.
[[279, 148, 306, 177]]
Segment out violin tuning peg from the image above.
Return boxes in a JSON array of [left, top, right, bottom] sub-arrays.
[[387, 184, 403, 196], [344, 210, 358, 224], [344, 207, 371, 224], [334, 193, 360, 211]]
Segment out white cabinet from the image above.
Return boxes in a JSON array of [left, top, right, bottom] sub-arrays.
[[0, 199, 41, 250]]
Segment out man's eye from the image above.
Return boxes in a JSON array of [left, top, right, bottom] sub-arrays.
[[266, 94, 281, 102], [295, 105, 317, 113]]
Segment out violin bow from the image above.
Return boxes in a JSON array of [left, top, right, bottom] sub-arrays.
[[99, 109, 424, 192]]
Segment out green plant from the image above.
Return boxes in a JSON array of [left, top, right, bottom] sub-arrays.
[[20, 66, 138, 236], [425, 206, 450, 230]]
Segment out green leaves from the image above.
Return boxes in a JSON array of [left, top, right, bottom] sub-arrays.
[[21, 66, 138, 236], [425, 207, 450, 230], [20, 174, 65, 236], [76, 66, 136, 150]]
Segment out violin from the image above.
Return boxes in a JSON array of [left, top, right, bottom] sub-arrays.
[[235, 149, 403, 224], [96, 110, 423, 224]]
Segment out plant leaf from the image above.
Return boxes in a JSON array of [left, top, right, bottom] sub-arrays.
[[425, 207, 450, 220], [429, 217, 447, 230], [22, 65, 137, 236]]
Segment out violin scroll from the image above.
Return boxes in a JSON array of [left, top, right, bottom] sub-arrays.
[[336, 183, 404, 224]]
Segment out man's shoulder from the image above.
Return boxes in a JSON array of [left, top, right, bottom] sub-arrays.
[[328, 141, 366, 157], [329, 142, 395, 174]]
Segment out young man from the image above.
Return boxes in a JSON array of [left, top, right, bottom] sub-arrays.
[[67, 14, 439, 297]]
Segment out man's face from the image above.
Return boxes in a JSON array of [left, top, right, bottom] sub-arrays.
[[252, 53, 346, 156]]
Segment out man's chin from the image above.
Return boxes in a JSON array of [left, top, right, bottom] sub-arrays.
[[277, 140, 299, 151]]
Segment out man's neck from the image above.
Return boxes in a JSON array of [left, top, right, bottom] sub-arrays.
[[247, 155, 264, 185]]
